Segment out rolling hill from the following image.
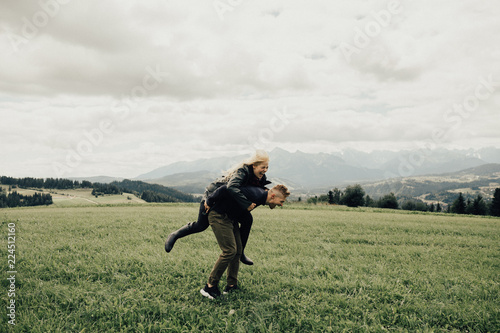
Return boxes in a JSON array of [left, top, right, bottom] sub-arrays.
[[361, 163, 500, 204]]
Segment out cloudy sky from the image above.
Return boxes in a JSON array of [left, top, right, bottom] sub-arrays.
[[1, 0, 499, 178]]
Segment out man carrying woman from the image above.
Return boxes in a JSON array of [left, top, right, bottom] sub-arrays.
[[165, 150, 271, 265], [200, 183, 290, 299]]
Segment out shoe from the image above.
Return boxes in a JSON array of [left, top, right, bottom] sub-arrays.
[[200, 284, 221, 299], [240, 253, 253, 265], [164, 233, 176, 253], [165, 224, 192, 252], [223, 284, 239, 294]]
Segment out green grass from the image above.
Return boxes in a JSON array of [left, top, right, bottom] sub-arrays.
[[1, 204, 499, 332]]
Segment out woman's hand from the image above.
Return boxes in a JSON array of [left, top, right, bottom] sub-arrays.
[[204, 202, 210, 213], [247, 203, 257, 211]]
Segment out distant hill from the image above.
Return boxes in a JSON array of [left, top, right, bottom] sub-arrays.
[[111, 179, 199, 202], [135, 147, 500, 193], [142, 171, 219, 195], [135, 156, 245, 180], [437, 163, 500, 177], [361, 163, 500, 204], [68, 177, 200, 202], [0, 176, 199, 204]]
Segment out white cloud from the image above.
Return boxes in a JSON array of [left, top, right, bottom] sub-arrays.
[[0, 0, 499, 178]]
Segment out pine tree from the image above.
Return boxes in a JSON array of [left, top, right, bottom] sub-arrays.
[[328, 190, 334, 204], [332, 188, 342, 204], [0, 193, 6, 208], [451, 192, 466, 214], [490, 188, 500, 217], [471, 195, 487, 215], [465, 198, 473, 214], [7, 191, 21, 207], [365, 195, 375, 207]]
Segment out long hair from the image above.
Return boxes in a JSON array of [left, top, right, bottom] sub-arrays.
[[222, 150, 270, 181]]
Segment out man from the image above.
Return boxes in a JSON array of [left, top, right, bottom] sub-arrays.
[[200, 184, 290, 299], [165, 150, 271, 266]]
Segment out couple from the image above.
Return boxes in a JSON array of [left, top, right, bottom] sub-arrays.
[[165, 150, 290, 299]]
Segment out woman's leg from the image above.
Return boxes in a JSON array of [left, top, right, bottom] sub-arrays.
[[165, 201, 209, 252], [239, 213, 253, 265]]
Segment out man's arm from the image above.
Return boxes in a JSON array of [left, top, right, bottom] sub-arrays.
[[224, 186, 267, 221]]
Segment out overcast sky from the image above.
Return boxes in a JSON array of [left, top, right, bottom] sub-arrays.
[[1, 0, 499, 178]]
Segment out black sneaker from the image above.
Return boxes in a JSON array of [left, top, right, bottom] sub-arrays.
[[200, 284, 221, 299], [223, 284, 239, 294]]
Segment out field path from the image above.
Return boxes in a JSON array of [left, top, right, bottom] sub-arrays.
[[53, 193, 98, 205], [78, 196, 98, 204]]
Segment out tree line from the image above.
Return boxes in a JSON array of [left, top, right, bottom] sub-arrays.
[[91, 183, 122, 196], [0, 189, 53, 208], [90, 181, 198, 203], [1, 175, 198, 206], [311, 184, 500, 217], [0, 176, 92, 189], [449, 191, 500, 216], [112, 179, 198, 203], [140, 190, 181, 203]]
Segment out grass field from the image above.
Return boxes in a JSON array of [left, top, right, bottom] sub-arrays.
[[1, 203, 499, 332], [0, 186, 146, 207]]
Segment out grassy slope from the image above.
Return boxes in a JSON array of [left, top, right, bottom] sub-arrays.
[[0, 204, 498, 332], [0, 186, 145, 207]]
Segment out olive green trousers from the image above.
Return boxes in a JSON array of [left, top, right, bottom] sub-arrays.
[[208, 210, 242, 287]]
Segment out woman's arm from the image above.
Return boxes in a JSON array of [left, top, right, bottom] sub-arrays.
[[226, 167, 255, 211]]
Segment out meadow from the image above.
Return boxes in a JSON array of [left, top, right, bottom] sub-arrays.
[[0, 185, 146, 207], [0, 203, 499, 332]]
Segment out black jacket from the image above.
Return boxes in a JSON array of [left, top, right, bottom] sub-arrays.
[[206, 185, 268, 220], [204, 164, 271, 211]]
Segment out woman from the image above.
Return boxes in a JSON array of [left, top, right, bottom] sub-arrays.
[[165, 150, 271, 265]]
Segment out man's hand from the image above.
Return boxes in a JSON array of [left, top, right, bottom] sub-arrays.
[[247, 203, 257, 211], [204, 202, 210, 213]]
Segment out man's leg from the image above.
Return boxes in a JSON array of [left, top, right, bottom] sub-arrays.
[[226, 221, 242, 287], [165, 200, 209, 252], [207, 211, 237, 287]]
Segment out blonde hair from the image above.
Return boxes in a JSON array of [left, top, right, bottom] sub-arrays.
[[223, 150, 270, 181], [271, 184, 290, 198]]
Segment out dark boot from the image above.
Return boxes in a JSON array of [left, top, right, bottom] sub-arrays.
[[240, 252, 254, 265], [239, 221, 253, 265], [165, 224, 192, 252]]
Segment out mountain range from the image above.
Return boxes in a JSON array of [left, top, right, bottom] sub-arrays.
[[134, 147, 500, 195]]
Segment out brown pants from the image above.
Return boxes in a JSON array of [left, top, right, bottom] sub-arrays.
[[208, 210, 242, 287]]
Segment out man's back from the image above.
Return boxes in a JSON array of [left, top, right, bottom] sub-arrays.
[[206, 185, 267, 220]]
